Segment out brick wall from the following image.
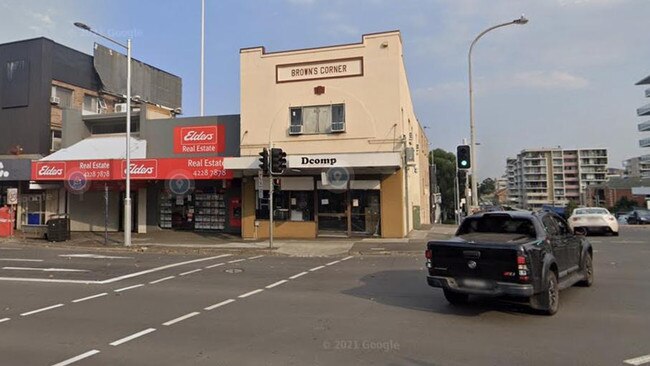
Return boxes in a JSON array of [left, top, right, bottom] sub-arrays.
[[50, 80, 120, 130]]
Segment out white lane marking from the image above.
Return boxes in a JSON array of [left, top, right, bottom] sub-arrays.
[[149, 276, 175, 284], [72, 292, 108, 303], [238, 289, 264, 298], [248, 255, 264, 260], [228, 259, 246, 264], [0, 277, 95, 284], [0, 317, 10, 323], [0, 254, 233, 284], [326, 260, 340, 266], [309, 265, 325, 272], [2, 267, 89, 272], [204, 299, 235, 311], [625, 354, 650, 366], [265, 279, 288, 289], [114, 284, 144, 293], [162, 311, 201, 326], [110, 328, 156, 347], [205, 263, 225, 269], [99, 254, 231, 284], [59, 254, 133, 259], [179, 268, 202, 276], [341, 256, 354, 261], [0, 258, 43, 262], [20, 303, 65, 317], [51, 349, 100, 366], [289, 271, 308, 279]]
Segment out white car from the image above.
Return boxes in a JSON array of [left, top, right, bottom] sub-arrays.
[[568, 207, 619, 236]]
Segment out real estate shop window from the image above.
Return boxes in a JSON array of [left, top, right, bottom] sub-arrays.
[[289, 104, 345, 134]]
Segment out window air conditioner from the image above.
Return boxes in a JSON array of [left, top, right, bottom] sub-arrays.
[[331, 121, 345, 132], [289, 125, 303, 135], [114, 103, 128, 113], [50, 96, 60, 105]]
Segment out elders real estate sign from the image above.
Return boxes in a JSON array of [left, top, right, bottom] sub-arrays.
[[31, 157, 231, 181], [173, 125, 225, 154]]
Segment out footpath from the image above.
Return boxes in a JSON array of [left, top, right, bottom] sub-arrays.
[[0, 224, 458, 257]]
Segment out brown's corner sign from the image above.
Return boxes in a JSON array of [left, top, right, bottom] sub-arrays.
[[276, 57, 364, 84]]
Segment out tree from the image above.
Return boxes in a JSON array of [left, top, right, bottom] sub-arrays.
[[611, 196, 635, 213], [478, 178, 496, 197], [565, 200, 579, 219], [429, 149, 466, 222]]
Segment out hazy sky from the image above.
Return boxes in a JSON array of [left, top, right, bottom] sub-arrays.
[[1, 0, 648, 179]]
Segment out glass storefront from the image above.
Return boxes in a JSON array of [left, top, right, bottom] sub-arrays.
[[254, 177, 381, 237], [158, 181, 239, 232]]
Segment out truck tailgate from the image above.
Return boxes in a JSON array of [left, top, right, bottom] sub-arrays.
[[428, 241, 520, 282]]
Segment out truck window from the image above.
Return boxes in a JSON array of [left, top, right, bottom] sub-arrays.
[[457, 215, 537, 238], [551, 215, 570, 235], [542, 215, 560, 236]]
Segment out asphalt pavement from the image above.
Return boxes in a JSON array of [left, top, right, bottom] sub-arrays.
[[0, 226, 648, 365]]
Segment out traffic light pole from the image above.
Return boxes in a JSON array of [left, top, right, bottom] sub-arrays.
[[268, 142, 274, 249]]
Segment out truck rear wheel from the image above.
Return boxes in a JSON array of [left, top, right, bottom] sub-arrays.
[[577, 253, 594, 287], [443, 289, 469, 305], [530, 271, 559, 315]]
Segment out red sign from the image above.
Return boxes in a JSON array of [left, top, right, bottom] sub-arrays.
[[31, 157, 232, 181], [118, 159, 159, 180], [33, 161, 66, 180], [173, 125, 225, 154]]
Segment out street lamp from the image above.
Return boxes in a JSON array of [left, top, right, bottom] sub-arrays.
[[468, 15, 528, 208], [74, 21, 133, 247]]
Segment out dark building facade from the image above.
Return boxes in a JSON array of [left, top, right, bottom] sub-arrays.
[[0, 37, 181, 230], [0, 37, 100, 155]]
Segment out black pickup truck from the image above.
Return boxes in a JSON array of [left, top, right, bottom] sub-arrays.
[[425, 211, 593, 315]]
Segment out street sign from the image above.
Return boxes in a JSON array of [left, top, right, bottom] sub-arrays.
[[7, 188, 18, 205]]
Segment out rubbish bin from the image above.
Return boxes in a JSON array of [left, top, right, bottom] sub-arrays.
[[46, 214, 70, 242]]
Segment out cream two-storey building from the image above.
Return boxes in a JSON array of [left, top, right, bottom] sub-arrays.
[[237, 31, 430, 238]]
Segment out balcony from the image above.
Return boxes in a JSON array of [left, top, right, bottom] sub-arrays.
[[638, 103, 650, 116], [641, 138, 650, 148], [639, 121, 650, 132]]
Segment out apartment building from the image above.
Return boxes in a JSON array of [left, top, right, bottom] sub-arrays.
[[623, 156, 650, 178], [506, 147, 608, 210], [635, 75, 650, 149]]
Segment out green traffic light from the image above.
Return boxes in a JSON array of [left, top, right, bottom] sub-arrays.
[[461, 161, 467, 166]]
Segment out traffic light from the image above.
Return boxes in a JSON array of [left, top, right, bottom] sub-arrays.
[[456, 145, 471, 170], [270, 148, 287, 175], [258, 148, 269, 174]]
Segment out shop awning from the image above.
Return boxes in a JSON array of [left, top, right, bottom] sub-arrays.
[[32, 136, 232, 181], [41, 136, 147, 161]]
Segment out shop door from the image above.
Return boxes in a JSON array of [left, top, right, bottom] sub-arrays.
[[351, 190, 381, 236], [317, 190, 348, 236]]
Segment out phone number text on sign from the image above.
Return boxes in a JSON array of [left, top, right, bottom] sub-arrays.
[[192, 169, 228, 178]]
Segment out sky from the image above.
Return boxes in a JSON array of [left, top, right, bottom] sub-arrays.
[[1, 0, 649, 179]]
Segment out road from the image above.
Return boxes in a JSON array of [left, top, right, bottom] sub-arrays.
[[0, 227, 648, 366]]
